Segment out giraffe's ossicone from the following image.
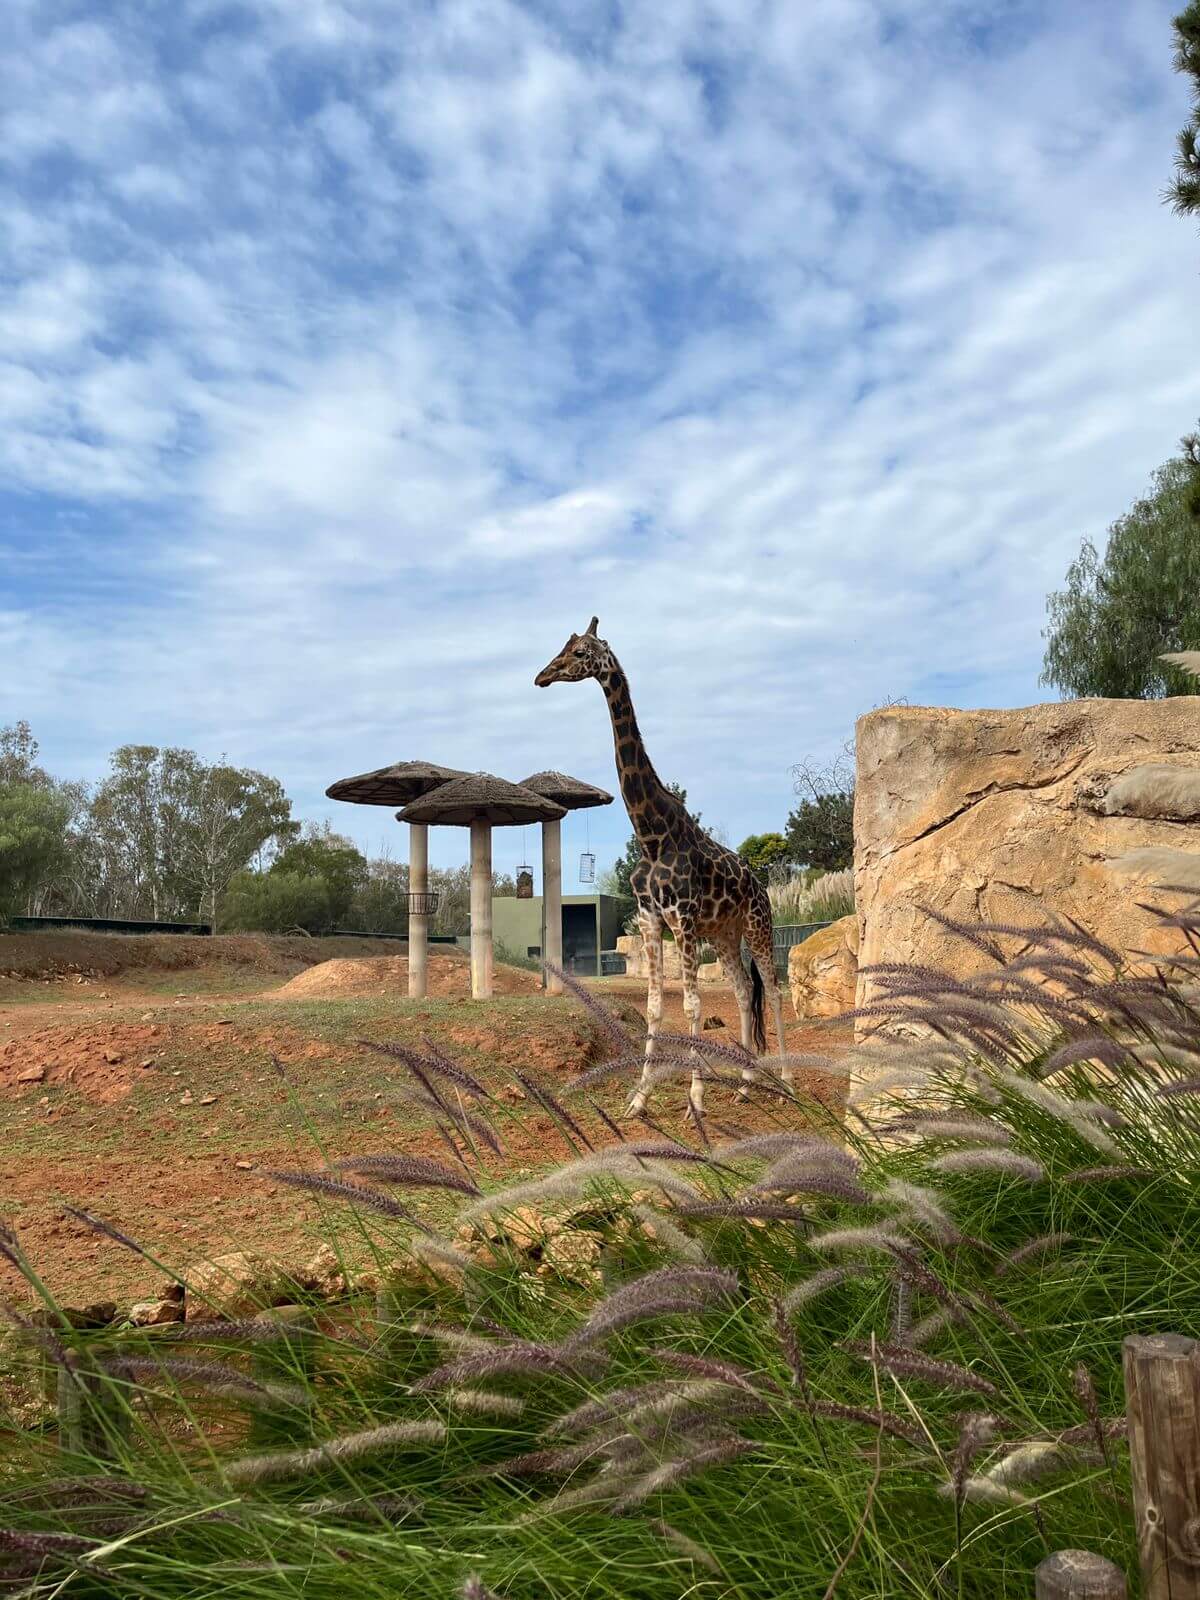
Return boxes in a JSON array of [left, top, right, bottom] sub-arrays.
[[535, 618, 787, 1116]]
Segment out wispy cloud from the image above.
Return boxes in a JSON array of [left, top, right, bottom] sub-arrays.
[[1, 0, 1193, 873]]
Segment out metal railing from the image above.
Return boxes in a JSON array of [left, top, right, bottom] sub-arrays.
[[771, 920, 836, 978]]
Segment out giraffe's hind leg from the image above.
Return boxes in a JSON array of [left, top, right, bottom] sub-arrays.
[[745, 912, 788, 1084], [712, 927, 757, 1099]]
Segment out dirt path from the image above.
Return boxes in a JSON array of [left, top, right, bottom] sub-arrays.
[[0, 954, 849, 1309]]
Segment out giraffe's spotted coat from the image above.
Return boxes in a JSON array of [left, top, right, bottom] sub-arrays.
[[535, 619, 788, 1115]]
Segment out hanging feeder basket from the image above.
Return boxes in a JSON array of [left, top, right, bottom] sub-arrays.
[[515, 867, 534, 899], [406, 891, 441, 916]]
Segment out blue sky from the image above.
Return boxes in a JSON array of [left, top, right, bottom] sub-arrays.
[[2, 0, 1197, 889]]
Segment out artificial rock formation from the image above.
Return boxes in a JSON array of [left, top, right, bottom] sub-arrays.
[[854, 698, 1200, 1017], [788, 913, 859, 1019]]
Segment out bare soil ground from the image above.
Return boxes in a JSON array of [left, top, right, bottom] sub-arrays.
[[0, 936, 849, 1310]]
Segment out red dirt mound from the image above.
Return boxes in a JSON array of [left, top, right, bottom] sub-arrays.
[[272, 953, 541, 1000], [0, 1023, 166, 1103]]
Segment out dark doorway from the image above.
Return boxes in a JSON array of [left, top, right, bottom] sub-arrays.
[[562, 903, 598, 975]]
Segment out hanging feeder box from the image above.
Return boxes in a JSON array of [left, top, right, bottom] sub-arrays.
[[578, 851, 596, 884], [515, 867, 534, 899]]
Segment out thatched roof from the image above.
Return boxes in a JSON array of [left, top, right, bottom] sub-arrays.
[[398, 773, 567, 827], [518, 770, 614, 811], [326, 760, 467, 807]]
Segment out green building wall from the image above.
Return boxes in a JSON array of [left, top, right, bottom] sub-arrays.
[[492, 894, 622, 978]]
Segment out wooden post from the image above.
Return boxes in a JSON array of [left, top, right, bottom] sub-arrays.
[[1035, 1551, 1127, 1600], [408, 822, 429, 1000], [469, 819, 493, 1000], [542, 816, 563, 995], [1124, 1333, 1200, 1600]]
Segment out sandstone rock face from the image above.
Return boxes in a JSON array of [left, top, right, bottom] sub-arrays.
[[614, 935, 683, 980], [854, 699, 1200, 1077], [788, 915, 859, 1018]]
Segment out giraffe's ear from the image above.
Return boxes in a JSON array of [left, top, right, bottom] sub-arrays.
[[586, 616, 599, 635]]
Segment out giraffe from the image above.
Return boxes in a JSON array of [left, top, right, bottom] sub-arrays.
[[535, 618, 787, 1116]]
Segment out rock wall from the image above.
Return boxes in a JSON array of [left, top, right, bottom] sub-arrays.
[[854, 699, 1200, 1033], [787, 914, 858, 1018], [613, 935, 724, 984]]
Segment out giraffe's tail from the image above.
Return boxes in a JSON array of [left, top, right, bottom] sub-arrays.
[[748, 954, 767, 1054]]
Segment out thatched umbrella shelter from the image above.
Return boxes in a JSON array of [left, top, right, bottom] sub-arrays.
[[518, 772, 614, 994], [399, 775, 565, 1000], [326, 760, 466, 999]]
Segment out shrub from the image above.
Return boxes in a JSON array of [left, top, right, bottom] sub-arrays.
[[769, 866, 855, 923], [3, 905, 1200, 1597], [219, 869, 333, 933]]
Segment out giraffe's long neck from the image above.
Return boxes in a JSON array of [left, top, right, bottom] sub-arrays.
[[598, 657, 690, 858]]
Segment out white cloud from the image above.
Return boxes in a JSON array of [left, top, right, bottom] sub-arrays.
[[0, 0, 1194, 873]]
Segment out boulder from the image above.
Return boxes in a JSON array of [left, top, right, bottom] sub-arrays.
[[611, 935, 683, 980], [788, 915, 859, 1018], [129, 1298, 183, 1327], [185, 1251, 285, 1322], [697, 960, 724, 985], [853, 698, 1200, 1099]]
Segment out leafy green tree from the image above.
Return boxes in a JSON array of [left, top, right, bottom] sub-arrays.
[[1041, 451, 1200, 699], [0, 722, 51, 789], [347, 853, 410, 932], [220, 870, 333, 934], [173, 760, 298, 927], [0, 783, 73, 920], [1169, 0, 1200, 218], [80, 746, 296, 923], [785, 757, 854, 872], [737, 832, 792, 882], [271, 824, 366, 926]]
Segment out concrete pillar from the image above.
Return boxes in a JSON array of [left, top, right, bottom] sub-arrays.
[[542, 816, 563, 995], [469, 819, 493, 1000], [408, 822, 428, 1000]]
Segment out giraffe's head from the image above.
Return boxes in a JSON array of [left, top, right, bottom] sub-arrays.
[[534, 617, 610, 687]]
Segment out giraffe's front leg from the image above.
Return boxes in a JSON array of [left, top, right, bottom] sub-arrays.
[[676, 926, 705, 1119], [714, 930, 756, 1099], [627, 907, 664, 1117]]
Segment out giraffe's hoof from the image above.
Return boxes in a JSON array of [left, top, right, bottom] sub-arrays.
[[623, 1097, 647, 1120]]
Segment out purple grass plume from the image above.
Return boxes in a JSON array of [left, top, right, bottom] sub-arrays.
[[931, 1150, 1046, 1183], [805, 1397, 926, 1449], [224, 1419, 446, 1486], [748, 1167, 873, 1205], [781, 1265, 870, 1315], [1057, 1164, 1151, 1185], [262, 1169, 431, 1227], [106, 1356, 305, 1408], [653, 1349, 784, 1396], [612, 1435, 757, 1510], [842, 1341, 1001, 1400], [567, 1265, 740, 1348], [356, 1037, 488, 1101], [512, 1070, 594, 1152], [330, 1153, 480, 1196], [0, 1527, 95, 1557], [543, 960, 636, 1051], [412, 1339, 607, 1393], [995, 1232, 1074, 1275], [673, 1199, 811, 1222], [648, 1518, 722, 1573]]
